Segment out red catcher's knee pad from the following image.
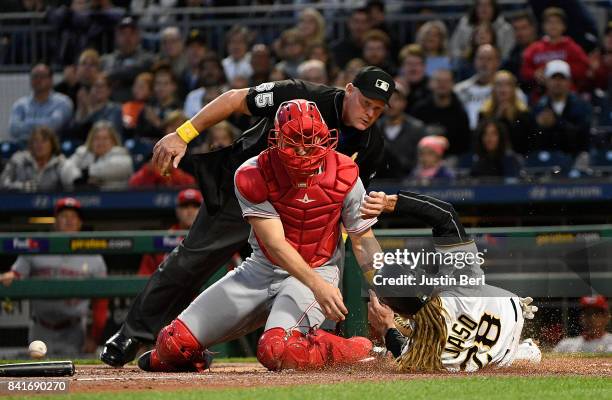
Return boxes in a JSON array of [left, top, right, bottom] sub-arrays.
[[156, 319, 204, 367], [307, 329, 373, 364], [257, 327, 373, 371]]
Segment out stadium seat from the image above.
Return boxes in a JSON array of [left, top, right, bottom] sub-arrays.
[[0, 141, 21, 159], [454, 152, 476, 179], [61, 139, 83, 157], [522, 151, 574, 179], [588, 148, 612, 176], [125, 138, 154, 170]]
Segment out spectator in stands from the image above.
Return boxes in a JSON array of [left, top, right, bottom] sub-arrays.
[[222, 25, 253, 83], [9, 63, 74, 144], [0, 198, 108, 356], [131, 0, 177, 26], [307, 43, 339, 85], [449, 0, 515, 61], [503, 12, 538, 86], [365, 0, 400, 59], [122, 72, 153, 137], [398, 44, 431, 115], [528, 0, 599, 54], [134, 63, 182, 140], [66, 72, 123, 140], [521, 7, 589, 93], [333, 58, 366, 88], [453, 22, 497, 82], [158, 26, 188, 83], [0, 127, 78, 192], [55, 49, 102, 108], [585, 21, 612, 93], [138, 189, 202, 276], [70, 120, 133, 189], [411, 135, 454, 181], [455, 44, 508, 130], [375, 82, 424, 178], [249, 44, 273, 87], [49, 0, 124, 66], [296, 7, 326, 49], [554, 296, 612, 353], [184, 54, 227, 118], [199, 120, 238, 154], [361, 29, 395, 75], [6, 0, 46, 12], [330, 7, 371, 68], [412, 69, 472, 156], [415, 20, 451, 77], [101, 16, 155, 103], [129, 111, 195, 188], [297, 59, 328, 85], [531, 60, 592, 156], [275, 29, 307, 79], [181, 30, 208, 96], [479, 70, 535, 155], [470, 119, 522, 178]]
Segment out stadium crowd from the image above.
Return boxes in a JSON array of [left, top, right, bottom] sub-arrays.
[[0, 0, 611, 191]]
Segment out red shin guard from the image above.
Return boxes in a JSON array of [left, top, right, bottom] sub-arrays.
[[150, 319, 209, 372], [257, 327, 373, 371]]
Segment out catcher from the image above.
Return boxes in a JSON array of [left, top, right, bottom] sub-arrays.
[[362, 191, 541, 372], [138, 100, 381, 372]]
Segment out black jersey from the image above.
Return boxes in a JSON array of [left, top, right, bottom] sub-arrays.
[[192, 79, 385, 215]]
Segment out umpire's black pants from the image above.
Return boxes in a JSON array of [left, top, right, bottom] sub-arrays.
[[121, 195, 251, 343]]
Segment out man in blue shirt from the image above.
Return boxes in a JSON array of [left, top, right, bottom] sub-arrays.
[[9, 63, 73, 144]]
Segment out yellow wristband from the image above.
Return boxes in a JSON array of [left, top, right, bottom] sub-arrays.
[[176, 120, 199, 143]]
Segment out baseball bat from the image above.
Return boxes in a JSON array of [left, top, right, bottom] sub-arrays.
[[0, 361, 75, 377]]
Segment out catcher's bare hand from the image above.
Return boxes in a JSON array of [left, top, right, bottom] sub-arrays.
[[360, 191, 388, 219], [368, 290, 395, 336], [312, 278, 347, 321], [152, 132, 188, 174]]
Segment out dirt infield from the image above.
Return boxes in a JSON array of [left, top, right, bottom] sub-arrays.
[[5, 355, 610, 394]]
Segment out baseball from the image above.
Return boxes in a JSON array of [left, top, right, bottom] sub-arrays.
[[28, 340, 47, 359]]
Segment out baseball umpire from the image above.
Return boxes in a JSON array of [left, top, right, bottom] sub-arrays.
[[101, 66, 394, 366]]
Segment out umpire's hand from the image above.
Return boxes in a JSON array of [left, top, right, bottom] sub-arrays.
[[152, 132, 188, 174], [360, 191, 395, 219]]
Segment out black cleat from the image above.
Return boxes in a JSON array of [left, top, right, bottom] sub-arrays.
[[137, 350, 154, 371], [100, 332, 143, 367]]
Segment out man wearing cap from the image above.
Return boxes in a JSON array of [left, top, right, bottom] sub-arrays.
[[554, 296, 612, 353], [531, 59, 592, 156], [0, 198, 108, 356], [101, 66, 394, 366], [138, 189, 203, 276], [375, 81, 425, 178], [100, 16, 155, 103]]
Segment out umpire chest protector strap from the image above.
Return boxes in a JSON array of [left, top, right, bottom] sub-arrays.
[[240, 148, 358, 268]]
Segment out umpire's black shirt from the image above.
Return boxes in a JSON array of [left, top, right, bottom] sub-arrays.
[[192, 79, 385, 214]]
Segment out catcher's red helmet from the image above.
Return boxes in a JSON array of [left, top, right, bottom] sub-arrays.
[[269, 100, 337, 181]]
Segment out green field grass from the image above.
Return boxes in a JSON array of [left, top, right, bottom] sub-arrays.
[[9, 377, 612, 400]]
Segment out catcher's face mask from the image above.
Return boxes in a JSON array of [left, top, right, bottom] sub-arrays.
[[269, 100, 337, 181]]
